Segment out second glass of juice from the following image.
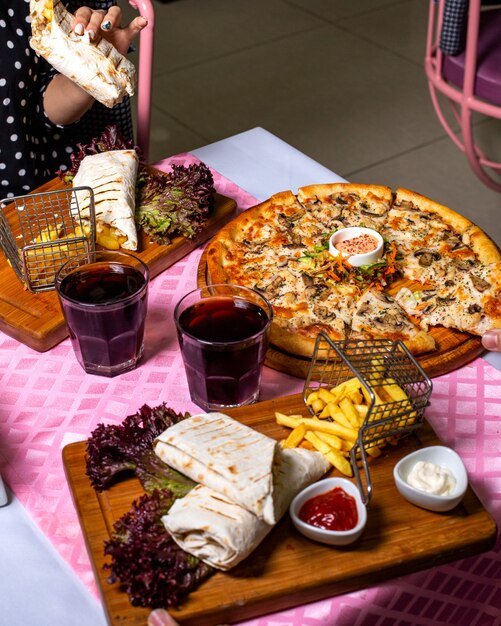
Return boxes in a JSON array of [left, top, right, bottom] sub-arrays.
[[174, 284, 273, 411]]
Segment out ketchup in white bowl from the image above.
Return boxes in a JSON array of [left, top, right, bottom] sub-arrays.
[[290, 477, 367, 545], [298, 486, 358, 531]]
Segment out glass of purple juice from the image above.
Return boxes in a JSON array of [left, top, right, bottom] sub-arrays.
[[174, 284, 273, 411], [55, 251, 149, 377]]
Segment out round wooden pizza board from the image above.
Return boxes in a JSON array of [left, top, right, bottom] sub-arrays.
[[197, 249, 485, 379]]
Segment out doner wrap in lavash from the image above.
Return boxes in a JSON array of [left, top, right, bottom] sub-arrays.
[[154, 413, 330, 570], [29, 0, 136, 108], [72, 149, 139, 251], [155, 412, 279, 524]]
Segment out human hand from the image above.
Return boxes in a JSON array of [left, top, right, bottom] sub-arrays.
[[147, 609, 179, 626], [72, 5, 147, 56], [482, 329, 501, 352]]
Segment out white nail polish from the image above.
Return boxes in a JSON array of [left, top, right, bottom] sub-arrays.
[[74, 22, 84, 35]]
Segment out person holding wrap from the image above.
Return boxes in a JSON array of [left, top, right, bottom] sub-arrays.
[[0, 1, 147, 198]]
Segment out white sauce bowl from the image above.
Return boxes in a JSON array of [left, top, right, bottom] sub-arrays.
[[393, 446, 468, 512], [329, 227, 384, 267]]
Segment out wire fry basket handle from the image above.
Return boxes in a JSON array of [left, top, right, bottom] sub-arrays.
[[304, 334, 433, 506]]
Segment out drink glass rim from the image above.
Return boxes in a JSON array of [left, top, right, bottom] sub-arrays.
[[55, 250, 150, 309], [174, 283, 273, 346]]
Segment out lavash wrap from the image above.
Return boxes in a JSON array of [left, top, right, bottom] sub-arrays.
[[154, 412, 280, 524], [72, 150, 139, 251], [161, 447, 330, 570], [29, 0, 136, 108], [154, 413, 330, 570]]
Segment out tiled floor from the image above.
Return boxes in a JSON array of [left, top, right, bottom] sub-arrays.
[[127, 0, 501, 245]]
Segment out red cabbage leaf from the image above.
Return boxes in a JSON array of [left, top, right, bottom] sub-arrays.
[[104, 489, 213, 608]]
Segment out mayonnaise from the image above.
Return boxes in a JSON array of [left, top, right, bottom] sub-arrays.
[[406, 460, 456, 496]]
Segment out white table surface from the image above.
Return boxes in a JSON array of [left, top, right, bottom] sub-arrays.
[[1, 127, 498, 626], [0, 486, 107, 626], [192, 126, 346, 202]]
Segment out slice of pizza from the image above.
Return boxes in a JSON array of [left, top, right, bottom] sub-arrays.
[[297, 183, 393, 232], [395, 260, 501, 336], [385, 188, 501, 337], [350, 288, 436, 355], [382, 188, 498, 286]]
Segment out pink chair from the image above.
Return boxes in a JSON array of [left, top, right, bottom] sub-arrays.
[[425, 0, 501, 191], [128, 0, 155, 162]]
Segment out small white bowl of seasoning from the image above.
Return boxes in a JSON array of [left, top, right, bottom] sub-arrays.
[[329, 226, 384, 267], [289, 477, 367, 546], [393, 446, 468, 512]]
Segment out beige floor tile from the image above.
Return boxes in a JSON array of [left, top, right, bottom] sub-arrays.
[[148, 107, 209, 164], [151, 25, 446, 174], [285, 0, 407, 22], [336, 0, 484, 135], [471, 118, 501, 163], [143, 0, 324, 75], [349, 131, 501, 245], [336, 0, 429, 65]]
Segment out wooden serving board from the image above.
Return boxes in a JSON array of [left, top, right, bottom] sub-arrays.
[[0, 176, 236, 352], [62, 394, 497, 626], [197, 250, 485, 379]]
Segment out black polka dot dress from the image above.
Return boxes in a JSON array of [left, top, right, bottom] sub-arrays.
[[0, 1, 134, 199]]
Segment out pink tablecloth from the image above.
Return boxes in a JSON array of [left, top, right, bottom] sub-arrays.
[[0, 155, 500, 625]]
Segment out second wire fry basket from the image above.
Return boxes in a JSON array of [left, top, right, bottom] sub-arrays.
[[0, 187, 96, 293], [304, 334, 433, 504]]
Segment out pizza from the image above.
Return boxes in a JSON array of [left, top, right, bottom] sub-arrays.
[[206, 183, 501, 358]]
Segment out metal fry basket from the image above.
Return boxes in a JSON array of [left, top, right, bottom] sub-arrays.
[[0, 187, 96, 293], [304, 334, 433, 504]]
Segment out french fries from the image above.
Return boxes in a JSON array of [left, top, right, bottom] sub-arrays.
[[276, 375, 414, 477], [29, 220, 127, 254], [22, 224, 74, 285], [282, 423, 307, 449], [304, 431, 353, 476]]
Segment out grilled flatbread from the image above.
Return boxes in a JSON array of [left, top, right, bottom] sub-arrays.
[[154, 412, 280, 524], [72, 150, 138, 250], [162, 447, 330, 570], [162, 485, 271, 571], [29, 0, 136, 108]]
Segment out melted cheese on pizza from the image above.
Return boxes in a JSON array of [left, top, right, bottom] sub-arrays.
[[207, 183, 501, 356]]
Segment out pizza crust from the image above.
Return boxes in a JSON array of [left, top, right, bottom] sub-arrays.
[[395, 188, 501, 265], [298, 183, 393, 207], [270, 324, 324, 359], [463, 226, 501, 265]]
